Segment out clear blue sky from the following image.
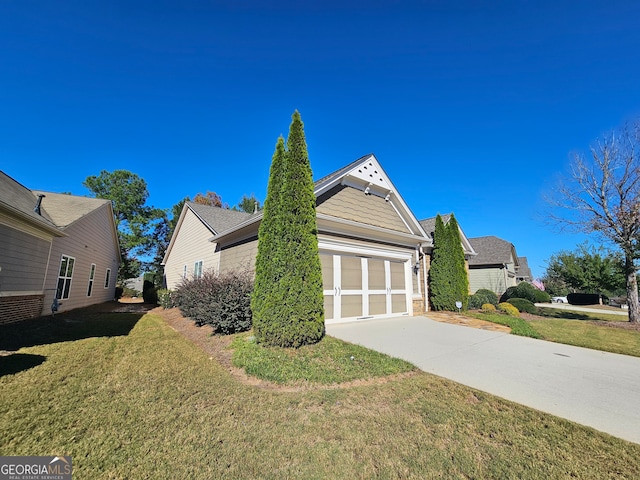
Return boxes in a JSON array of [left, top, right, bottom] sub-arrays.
[[2, 1, 639, 279]]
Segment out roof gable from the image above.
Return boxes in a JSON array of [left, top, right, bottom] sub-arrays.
[[314, 154, 429, 239], [32, 190, 111, 228], [419, 214, 476, 256]]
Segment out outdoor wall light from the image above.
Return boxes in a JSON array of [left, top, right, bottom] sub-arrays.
[[413, 261, 420, 274]]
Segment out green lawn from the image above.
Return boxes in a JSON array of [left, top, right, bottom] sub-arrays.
[[529, 318, 640, 357], [2, 312, 639, 479], [537, 306, 630, 322]]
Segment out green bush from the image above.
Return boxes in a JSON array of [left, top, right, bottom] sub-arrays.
[[469, 289, 499, 309], [481, 303, 496, 312], [157, 289, 176, 309], [175, 270, 253, 335], [498, 302, 520, 317], [567, 293, 601, 305], [506, 298, 537, 314], [500, 282, 550, 304], [114, 286, 123, 300], [142, 280, 158, 305]]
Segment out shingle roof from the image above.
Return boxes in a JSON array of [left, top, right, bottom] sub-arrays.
[[0, 171, 59, 232], [187, 201, 254, 234], [418, 214, 452, 238], [32, 190, 110, 228], [468, 236, 517, 266], [516, 256, 532, 280], [313, 154, 374, 186]]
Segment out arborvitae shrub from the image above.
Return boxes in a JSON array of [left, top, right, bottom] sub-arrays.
[[174, 270, 253, 335], [469, 289, 499, 309], [567, 293, 601, 305], [498, 302, 520, 317], [481, 303, 497, 312], [506, 298, 537, 314], [142, 280, 158, 304]]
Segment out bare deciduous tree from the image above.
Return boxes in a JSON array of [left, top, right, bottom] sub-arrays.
[[548, 121, 640, 322]]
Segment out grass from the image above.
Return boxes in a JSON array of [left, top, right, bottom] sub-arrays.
[[231, 334, 415, 384], [2, 311, 640, 479], [538, 306, 630, 322], [467, 312, 542, 338], [528, 319, 640, 357]]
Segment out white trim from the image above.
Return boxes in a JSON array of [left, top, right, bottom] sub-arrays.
[[318, 237, 414, 261]]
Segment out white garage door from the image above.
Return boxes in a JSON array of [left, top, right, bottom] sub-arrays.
[[321, 253, 410, 323]]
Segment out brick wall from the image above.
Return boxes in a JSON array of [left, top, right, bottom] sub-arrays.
[[0, 295, 45, 325]]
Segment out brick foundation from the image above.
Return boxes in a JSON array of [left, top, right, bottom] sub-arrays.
[[0, 295, 45, 325]]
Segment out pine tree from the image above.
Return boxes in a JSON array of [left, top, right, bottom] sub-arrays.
[[252, 111, 324, 347], [447, 214, 469, 309]]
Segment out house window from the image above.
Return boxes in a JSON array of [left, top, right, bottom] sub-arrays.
[[87, 264, 96, 297], [194, 260, 203, 279], [56, 255, 75, 300], [183, 265, 187, 279], [104, 268, 111, 288]]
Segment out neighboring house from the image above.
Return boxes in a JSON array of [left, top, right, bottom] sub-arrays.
[[516, 256, 532, 283], [418, 214, 477, 293], [0, 171, 120, 324], [205, 154, 433, 323], [467, 236, 521, 295], [162, 202, 253, 289]]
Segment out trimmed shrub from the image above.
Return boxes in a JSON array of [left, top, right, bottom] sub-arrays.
[[481, 303, 497, 312], [500, 282, 550, 304], [498, 302, 520, 317], [174, 270, 253, 335], [142, 280, 158, 304], [506, 298, 537, 314], [157, 289, 176, 309], [533, 289, 552, 303], [469, 289, 499, 309], [567, 293, 601, 305]]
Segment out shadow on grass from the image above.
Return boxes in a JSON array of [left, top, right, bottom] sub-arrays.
[[0, 302, 147, 353], [0, 353, 46, 377], [538, 309, 591, 320]]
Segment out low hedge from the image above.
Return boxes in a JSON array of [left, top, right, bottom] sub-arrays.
[[567, 293, 601, 305], [498, 302, 520, 317]]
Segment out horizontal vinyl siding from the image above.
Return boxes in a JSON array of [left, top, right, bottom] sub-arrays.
[[317, 185, 410, 233], [219, 239, 258, 274], [469, 267, 508, 295], [0, 224, 51, 292], [42, 205, 119, 316], [163, 209, 220, 290]]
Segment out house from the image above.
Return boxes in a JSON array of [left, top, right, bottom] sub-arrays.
[[0, 171, 120, 324], [467, 236, 521, 295], [161, 201, 253, 289], [516, 256, 532, 283], [164, 154, 434, 323]]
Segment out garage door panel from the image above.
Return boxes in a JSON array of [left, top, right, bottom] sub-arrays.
[[392, 294, 406, 313], [369, 294, 387, 315], [342, 295, 363, 318]]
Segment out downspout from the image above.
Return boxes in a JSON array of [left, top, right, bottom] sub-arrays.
[[420, 245, 429, 312]]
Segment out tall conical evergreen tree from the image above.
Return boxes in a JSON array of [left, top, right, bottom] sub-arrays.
[[252, 136, 286, 340], [447, 214, 469, 309], [252, 111, 324, 347], [429, 214, 454, 310]]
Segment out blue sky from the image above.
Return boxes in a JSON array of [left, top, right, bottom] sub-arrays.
[[2, 1, 639, 278]]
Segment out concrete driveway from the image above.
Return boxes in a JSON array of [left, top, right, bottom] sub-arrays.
[[326, 315, 640, 445]]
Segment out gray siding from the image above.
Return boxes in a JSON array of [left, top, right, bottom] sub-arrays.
[[317, 185, 410, 233], [469, 266, 517, 295], [0, 224, 51, 293], [42, 204, 119, 315]]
